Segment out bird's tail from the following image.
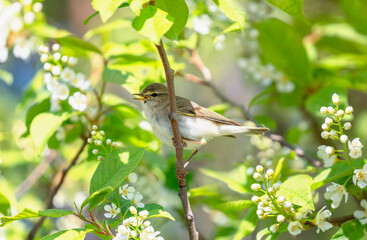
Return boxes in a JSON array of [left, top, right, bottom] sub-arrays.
[[219, 125, 269, 136]]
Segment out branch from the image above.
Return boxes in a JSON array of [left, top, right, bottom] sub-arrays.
[[182, 49, 320, 167], [155, 39, 199, 240], [26, 138, 88, 240]]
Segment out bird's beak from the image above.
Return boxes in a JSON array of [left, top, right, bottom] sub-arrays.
[[133, 93, 147, 100]]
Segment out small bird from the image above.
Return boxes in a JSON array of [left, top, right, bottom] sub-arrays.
[[133, 83, 269, 165]]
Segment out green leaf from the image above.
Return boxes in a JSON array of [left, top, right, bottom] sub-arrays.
[[56, 36, 103, 55], [311, 161, 361, 191], [208, 103, 231, 116], [273, 157, 285, 183], [131, 6, 174, 43], [84, 3, 129, 25], [0, 208, 73, 226], [234, 207, 258, 240], [91, 0, 126, 22], [253, 115, 277, 130], [102, 68, 132, 84], [200, 165, 250, 194], [256, 227, 271, 240], [331, 219, 367, 240], [25, 97, 50, 134], [0, 69, 13, 85], [30, 112, 70, 154], [41, 228, 93, 240], [109, 54, 157, 65], [305, 86, 347, 117], [0, 192, 11, 216], [340, 0, 367, 35], [88, 147, 145, 210], [84, 19, 131, 39], [29, 24, 71, 38], [143, 203, 175, 221], [81, 187, 113, 210], [285, 126, 302, 144], [155, 0, 189, 40], [317, 54, 367, 69], [265, 0, 304, 19], [257, 18, 311, 85], [212, 0, 246, 29], [278, 174, 314, 210], [128, 0, 150, 14], [214, 200, 253, 213]]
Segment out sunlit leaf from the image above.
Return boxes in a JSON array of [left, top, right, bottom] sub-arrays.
[[278, 174, 314, 210], [266, 0, 305, 19], [0, 69, 13, 85], [131, 6, 174, 43], [0, 192, 11, 216], [213, 0, 246, 29], [91, 0, 126, 22], [214, 200, 253, 213], [156, 0, 189, 40], [56, 36, 103, 55], [0, 208, 73, 226], [30, 112, 70, 154], [102, 68, 132, 85], [88, 147, 145, 210], [143, 203, 175, 221], [41, 228, 93, 240]]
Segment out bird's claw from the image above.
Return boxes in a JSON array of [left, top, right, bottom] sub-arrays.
[[175, 170, 188, 180]]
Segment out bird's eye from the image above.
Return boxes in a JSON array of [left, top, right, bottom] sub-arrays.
[[152, 93, 157, 97]]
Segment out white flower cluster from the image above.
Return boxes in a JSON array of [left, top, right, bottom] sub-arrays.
[[40, 43, 91, 112], [251, 165, 333, 236], [319, 93, 363, 167], [238, 48, 294, 93], [87, 125, 118, 161], [113, 206, 163, 240], [323, 183, 348, 209], [0, 0, 43, 63]]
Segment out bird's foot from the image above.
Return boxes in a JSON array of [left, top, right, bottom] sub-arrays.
[[171, 137, 187, 147]]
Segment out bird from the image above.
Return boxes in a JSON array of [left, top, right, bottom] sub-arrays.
[[133, 83, 269, 166]]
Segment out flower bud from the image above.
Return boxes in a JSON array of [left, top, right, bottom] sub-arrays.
[[106, 139, 111, 145], [277, 196, 285, 204], [344, 122, 351, 130], [52, 43, 60, 52], [91, 130, 96, 136], [40, 53, 48, 62], [270, 224, 279, 233], [97, 156, 103, 161], [43, 62, 52, 71], [345, 106, 354, 114], [253, 172, 261, 181], [321, 131, 329, 139], [92, 149, 98, 155], [321, 123, 330, 131], [325, 146, 335, 155], [268, 187, 274, 194], [283, 201, 292, 209], [251, 183, 261, 191], [266, 169, 274, 179], [51, 65, 61, 76], [336, 109, 344, 118], [256, 165, 263, 173], [332, 93, 340, 105], [87, 138, 93, 144], [277, 215, 285, 222], [99, 130, 105, 136], [251, 195, 261, 204], [111, 142, 117, 148], [53, 52, 61, 61], [340, 135, 348, 143], [61, 56, 68, 63], [329, 130, 338, 140], [320, 107, 328, 115], [325, 117, 333, 126], [129, 206, 137, 215], [327, 106, 335, 114], [273, 183, 280, 191], [127, 173, 137, 183], [256, 209, 264, 217], [92, 125, 98, 130]]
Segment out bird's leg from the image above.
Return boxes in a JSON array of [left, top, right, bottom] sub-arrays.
[[171, 137, 187, 147], [184, 150, 198, 168]]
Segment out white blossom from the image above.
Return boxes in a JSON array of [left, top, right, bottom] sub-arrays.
[[32, 2, 43, 12], [193, 14, 211, 35], [345, 106, 354, 115], [353, 164, 367, 189], [348, 138, 363, 159], [52, 83, 69, 101], [324, 183, 348, 209], [340, 135, 348, 143], [320, 107, 328, 115], [104, 203, 120, 218], [127, 172, 137, 183], [0, 46, 8, 63], [129, 192, 144, 208], [344, 122, 351, 130], [24, 11, 35, 24], [317, 145, 337, 167], [68, 91, 87, 111], [119, 184, 135, 200], [13, 37, 31, 60], [288, 221, 303, 236], [354, 199, 367, 225], [315, 206, 333, 233], [60, 67, 75, 82]]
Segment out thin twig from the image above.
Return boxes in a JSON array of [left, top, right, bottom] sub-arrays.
[[182, 49, 320, 167], [155, 39, 199, 240]]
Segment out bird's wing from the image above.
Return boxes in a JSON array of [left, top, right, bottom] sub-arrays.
[[176, 96, 242, 126]]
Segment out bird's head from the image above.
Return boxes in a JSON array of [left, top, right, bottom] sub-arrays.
[[133, 83, 169, 107]]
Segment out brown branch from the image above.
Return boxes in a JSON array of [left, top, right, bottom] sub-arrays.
[[15, 150, 57, 199], [182, 49, 321, 167], [155, 39, 199, 240], [328, 215, 354, 227], [26, 138, 88, 240]]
